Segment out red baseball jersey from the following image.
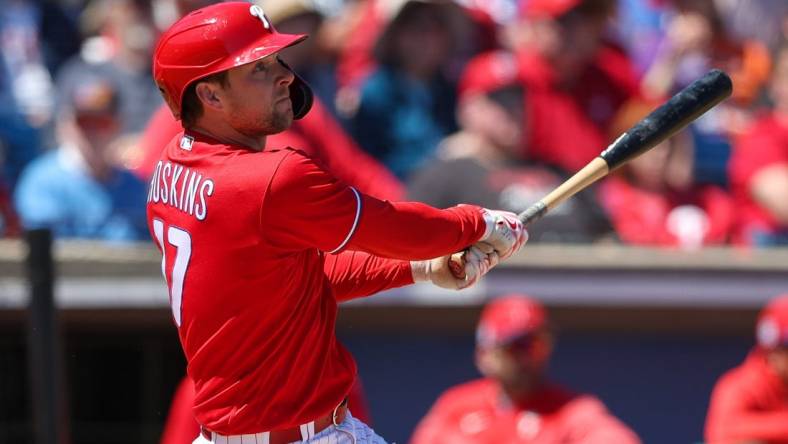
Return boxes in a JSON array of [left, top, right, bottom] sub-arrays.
[[705, 350, 788, 444], [146, 130, 487, 434], [411, 378, 640, 444]]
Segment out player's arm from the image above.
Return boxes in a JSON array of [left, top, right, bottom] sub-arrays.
[[323, 251, 412, 301], [706, 375, 788, 442], [326, 244, 498, 300], [262, 151, 525, 261]]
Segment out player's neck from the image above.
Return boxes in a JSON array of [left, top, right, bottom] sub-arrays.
[[191, 119, 267, 151], [499, 375, 545, 406]]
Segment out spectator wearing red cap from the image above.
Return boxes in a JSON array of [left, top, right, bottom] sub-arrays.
[[704, 295, 788, 444], [502, 0, 642, 173], [729, 44, 788, 246], [411, 294, 640, 444], [408, 51, 611, 243]]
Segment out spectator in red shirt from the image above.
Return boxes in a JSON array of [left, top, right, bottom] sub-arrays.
[[503, 0, 642, 173], [411, 294, 640, 444], [729, 44, 788, 246], [705, 294, 788, 444], [597, 101, 734, 247]]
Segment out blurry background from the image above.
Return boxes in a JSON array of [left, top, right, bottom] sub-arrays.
[[1, 0, 788, 442]]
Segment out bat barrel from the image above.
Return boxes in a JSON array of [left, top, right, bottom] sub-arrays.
[[600, 69, 732, 171]]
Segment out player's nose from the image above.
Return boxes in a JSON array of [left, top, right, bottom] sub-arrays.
[[276, 62, 295, 88]]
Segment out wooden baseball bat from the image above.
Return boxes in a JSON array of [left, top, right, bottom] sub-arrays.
[[449, 69, 733, 276]]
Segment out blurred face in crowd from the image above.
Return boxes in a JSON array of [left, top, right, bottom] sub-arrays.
[[766, 347, 788, 385], [624, 130, 694, 193], [626, 142, 672, 192], [771, 48, 788, 115], [476, 330, 553, 397], [196, 55, 295, 139], [59, 83, 121, 180], [459, 86, 525, 156], [277, 13, 324, 70], [554, 12, 607, 71], [102, 0, 157, 69], [391, 4, 452, 78]]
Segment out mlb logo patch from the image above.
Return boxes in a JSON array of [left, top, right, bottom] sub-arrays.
[[180, 135, 194, 150]]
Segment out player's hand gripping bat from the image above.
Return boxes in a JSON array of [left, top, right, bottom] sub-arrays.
[[449, 69, 733, 278]]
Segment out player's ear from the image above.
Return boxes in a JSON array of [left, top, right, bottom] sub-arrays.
[[195, 81, 224, 111], [475, 346, 495, 377]]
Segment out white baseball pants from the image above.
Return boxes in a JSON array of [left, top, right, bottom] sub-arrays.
[[192, 411, 388, 444]]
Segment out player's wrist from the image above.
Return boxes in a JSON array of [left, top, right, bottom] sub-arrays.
[[410, 260, 429, 283]]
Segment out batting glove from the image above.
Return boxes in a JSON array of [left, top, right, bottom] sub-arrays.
[[411, 245, 500, 290], [480, 209, 528, 260]]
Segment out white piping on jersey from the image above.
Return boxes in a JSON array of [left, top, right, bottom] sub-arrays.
[[327, 187, 361, 254]]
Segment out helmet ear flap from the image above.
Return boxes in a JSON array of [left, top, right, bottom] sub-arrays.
[[278, 58, 313, 120]]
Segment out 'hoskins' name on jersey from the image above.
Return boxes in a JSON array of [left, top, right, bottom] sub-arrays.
[[147, 160, 214, 221]]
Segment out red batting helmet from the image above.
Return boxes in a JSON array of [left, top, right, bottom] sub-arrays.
[[153, 1, 313, 120], [756, 294, 788, 350], [476, 294, 547, 348]]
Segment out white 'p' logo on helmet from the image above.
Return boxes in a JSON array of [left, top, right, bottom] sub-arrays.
[[249, 5, 270, 30]]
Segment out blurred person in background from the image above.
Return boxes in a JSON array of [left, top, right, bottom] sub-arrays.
[[347, 0, 466, 179], [56, 0, 161, 136], [0, 0, 81, 209], [597, 101, 734, 247], [411, 294, 640, 444], [639, 0, 771, 186], [729, 44, 788, 246], [408, 51, 611, 243], [704, 294, 788, 444], [503, 0, 642, 173], [135, 0, 405, 200], [334, 0, 498, 115], [13, 76, 148, 241]]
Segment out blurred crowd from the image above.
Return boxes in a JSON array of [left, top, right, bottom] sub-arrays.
[[2, 0, 788, 247]]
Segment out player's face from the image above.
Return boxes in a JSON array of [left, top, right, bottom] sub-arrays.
[[221, 55, 295, 137], [476, 332, 552, 390]]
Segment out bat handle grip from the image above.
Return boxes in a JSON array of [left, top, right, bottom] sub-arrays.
[[519, 201, 547, 226], [448, 201, 544, 279]]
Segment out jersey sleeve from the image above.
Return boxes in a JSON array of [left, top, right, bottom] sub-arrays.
[[705, 366, 788, 443], [323, 251, 413, 302], [263, 150, 488, 258], [563, 396, 641, 444], [263, 150, 364, 253]]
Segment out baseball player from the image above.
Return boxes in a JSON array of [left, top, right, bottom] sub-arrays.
[[704, 294, 788, 443], [147, 3, 526, 443], [411, 294, 640, 444]]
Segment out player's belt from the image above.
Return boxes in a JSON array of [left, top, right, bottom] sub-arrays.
[[200, 397, 348, 443]]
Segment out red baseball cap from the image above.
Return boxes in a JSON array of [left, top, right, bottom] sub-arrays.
[[458, 51, 520, 101], [476, 294, 547, 348], [519, 0, 582, 18], [756, 294, 788, 349]]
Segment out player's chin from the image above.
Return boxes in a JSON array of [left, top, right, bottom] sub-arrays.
[[266, 109, 294, 134]]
